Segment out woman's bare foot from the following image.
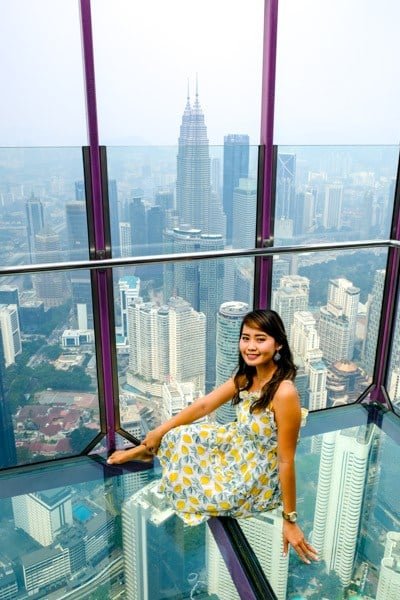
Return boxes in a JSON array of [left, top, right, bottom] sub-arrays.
[[107, 444, 154, 464]]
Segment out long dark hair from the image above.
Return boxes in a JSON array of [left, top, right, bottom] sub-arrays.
[[232, 309, 297, 412]]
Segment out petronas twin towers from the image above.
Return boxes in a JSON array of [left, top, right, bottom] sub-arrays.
[[176, 83, 225, 236]]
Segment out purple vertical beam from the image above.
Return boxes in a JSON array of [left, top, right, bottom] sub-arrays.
[[369, 156, 400, 405], [80, 0, 115, 448], [258, 0, 279, 308], [208, 520, 261, 600]]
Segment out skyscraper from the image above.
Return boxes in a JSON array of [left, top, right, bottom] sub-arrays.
[[127, 297, 206, 397], [0, 304, 22, 367], [0, 329, 17, 468], [376, 531, 400, 600], [119, 222, 132, 257], [223, 134, 249, 244], [276, 153, 296, 220], [362, 269, 385, 376], [163, 226, 224, 390], [176, 85, 223, 234], [272, 275, 309, 340], [12, 488, 73, 547], [33, 228, 67, 309], [128, 196, 147, 252], [327, 278, 360, 359], [121, 482, 187, 600], [290, 311, 327, 411], [317, 278, 359, 365], [25, 194, 44, 263], [108, 179, 121, 257], [215, 301, 248, 423], [232, 178, 257, 249], [323, 183, 343, 229], [119, 275, 141, 338], [312, 426, 372, 586], [65, 201, 89, 261]]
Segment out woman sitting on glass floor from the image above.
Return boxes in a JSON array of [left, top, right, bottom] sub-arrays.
[[108, 309, 318, 564]]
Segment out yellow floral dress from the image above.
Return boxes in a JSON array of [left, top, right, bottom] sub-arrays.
[[157, 390, 285, 526]]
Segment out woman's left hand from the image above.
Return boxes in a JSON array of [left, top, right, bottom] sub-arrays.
[[282, 521, 319, 564]]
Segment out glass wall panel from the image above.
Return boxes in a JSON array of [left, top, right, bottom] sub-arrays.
[[274, 0, 400, 144], [113, 257, 254, 438], [0, 459, 241, 599], [271, 247, 388, 410], [106, 145, 260, 257], [387, 290, 400, 416], [236, 411, 400, 600], [92, 0, 264, 145], [0, 147, 90, 266], [273, 146, 398, 246], [0, 1, 87, 146], [0, 270, 100, 469]]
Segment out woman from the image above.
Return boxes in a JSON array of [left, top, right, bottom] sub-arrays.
[[108, 309, 318, 564]]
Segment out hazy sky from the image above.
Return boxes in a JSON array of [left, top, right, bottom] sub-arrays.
[[0, 0, 399, 147]]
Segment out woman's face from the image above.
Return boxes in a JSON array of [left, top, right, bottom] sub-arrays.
[[239, 324, 280, 367]]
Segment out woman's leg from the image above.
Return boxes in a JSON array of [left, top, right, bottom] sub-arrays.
[[107, 443, 154, 464]]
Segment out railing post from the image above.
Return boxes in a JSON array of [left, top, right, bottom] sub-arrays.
[[80, 0, 116, 450], [256, 0, 279, 309]]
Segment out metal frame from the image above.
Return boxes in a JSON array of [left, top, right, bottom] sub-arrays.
[[257, 0, 279, 309]]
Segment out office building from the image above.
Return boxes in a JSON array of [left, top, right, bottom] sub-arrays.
[[0, 330, 17, 468], [33, 228, 67, 309], [322, 183, 343, 229], [319, 304, 351, 364], [232, 178, 257, 248], [119, 221, 132, 257], [0, 304, 21, 367], [272, 275, 309, 339], [291, 311, 327, 411], [168, 296, 206, 392], [25, 194, 45, 262], [215, 301, 249, 423], [276, 153, 296, 220], [21, 546, 71, 596], [327, 278, 360, 359], [65, 201, 88, 261], [108, 178, 121, 256], [312, 426, 372, 586], [223, 134, 249, 243], [119, 275, 141, 338], [12, 488, 73, 547], [164, 226, 224, 390], [376, 531, 400, 600], [121, 481, 187, 600], [362, 269, 385, 376]]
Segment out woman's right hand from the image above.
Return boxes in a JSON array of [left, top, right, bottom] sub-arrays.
[[142, 428, 164, 454]]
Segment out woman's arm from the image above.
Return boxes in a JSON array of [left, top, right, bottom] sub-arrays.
[[143, 378, 236, 451], [273, 382, 318, 564]]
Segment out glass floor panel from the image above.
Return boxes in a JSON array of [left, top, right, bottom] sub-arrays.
[[235, 404, 400, 600], [0, 404, 399, 600]]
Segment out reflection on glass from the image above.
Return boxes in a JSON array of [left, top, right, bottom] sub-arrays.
[[0, 270, 99, 468], [274, 146, 398, 246], [114, 258, 254, 438], [272, 248, 388, 410], [0, 148, 89, 267]]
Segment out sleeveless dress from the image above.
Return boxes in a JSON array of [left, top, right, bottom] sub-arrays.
[[157, 390, 287, 526]]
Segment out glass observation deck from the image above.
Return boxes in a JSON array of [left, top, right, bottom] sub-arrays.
[[1, 404, 400, 599], [2, 1, 400, 599]]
